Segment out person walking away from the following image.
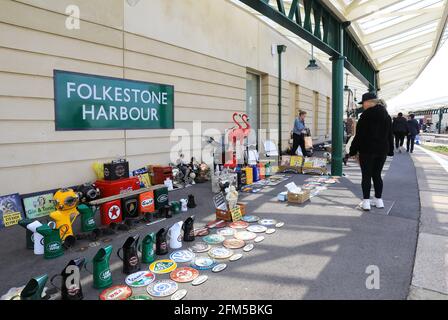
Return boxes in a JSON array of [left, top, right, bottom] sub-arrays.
[[392, 112, 408, 153], [292, 111, 307, 156], [406, 114, 420, 153], [349, 92, 394, 211]]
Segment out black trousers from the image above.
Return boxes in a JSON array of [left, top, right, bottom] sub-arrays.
[[359, 153, 387, 200], [292, 133, 306, 156], [394, 132, 405, 148], [407, 135, 415, 152]]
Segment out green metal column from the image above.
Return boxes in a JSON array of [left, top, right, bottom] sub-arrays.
[[331, 55, 344, 176], [278, 51, 282, 157]]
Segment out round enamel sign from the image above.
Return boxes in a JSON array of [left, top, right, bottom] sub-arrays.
[[194, 227, 209, 237], [203, 234, 225, 245], [190, 242, 211, 253], [247, 225, 267, 233], [125, 271, 155, 287], [234, 231, 257, 241], [223, 238, 245, 249], [208, 246, 233, 259], [99, 285, 132, 301], [190, 257, 216, 270], [254, 236, 265, 243], [170, 249, 195, 263], [171, 289, 188, 300], [258, 219, 277, 226], [206, 219, 227, 229], [242, 215, 260, 223], [228, 221, 249, 229], [147, 280, 178, 297], [217, 227, 235, 237], [243, 243, 254, 252], [170, 267, 199, 283], [229, 253, 243, 261], [212, 263, 227, 273], [149, 259, 177, 274]]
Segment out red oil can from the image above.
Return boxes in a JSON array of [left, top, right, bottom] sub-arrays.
[[100, 200, 122, 225], [95, 177, 140, 198]]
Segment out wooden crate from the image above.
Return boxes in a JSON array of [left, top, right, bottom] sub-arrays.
[[287, 190, 310, 204], [215, 203, 246, 221]]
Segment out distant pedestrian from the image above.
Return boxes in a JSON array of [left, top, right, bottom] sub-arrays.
[[291, 111, 307, 156], [406, 114, 420, 153], [392, 112, 408, 153], [349, 92, 394, 211]]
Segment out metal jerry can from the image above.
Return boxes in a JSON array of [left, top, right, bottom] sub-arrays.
[[100, 199, 122, 225], [50, 258, 85, 300], [244, 166, 253, 185], [139, 232, 156, 264], [182, 216, 195, 242], [252, 165, 260, 182], [139, 191, 155, 214], [20, 274, 48, 300], [77, 204, 97, 232], [155, 228, 168, 255], [154, 187, 169, 210], [36, 224, 64, 259], [117, 234, 140, 275], [85, 245, 113, 289], [121, 195, 139, 220], [168, 221, 183, 249]]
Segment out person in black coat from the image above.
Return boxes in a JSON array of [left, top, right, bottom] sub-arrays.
[[349, 92, 394, 211], [406, 114, 420, 153], [392, 112, 408, 153]]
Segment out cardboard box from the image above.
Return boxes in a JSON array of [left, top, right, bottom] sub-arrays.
[[287, 190, 310, 204], [215, 203, 246, 221]]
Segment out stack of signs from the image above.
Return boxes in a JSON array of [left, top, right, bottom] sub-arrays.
[[0, 194, 24, 228], [213, 192, 227, 211], [289, 156, 303, 167], [22, 191, 56, 219]]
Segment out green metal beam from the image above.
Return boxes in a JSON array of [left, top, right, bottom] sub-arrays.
[[238, 0, 377, 88]]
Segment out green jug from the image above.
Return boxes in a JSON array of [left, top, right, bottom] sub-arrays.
[[85, 245, 113, 289], [18, 218, 34, 250], [19, 274, 48, 300], [77, 204, 97, 232], [36, 224, 64, 259], [170, 201, 181, 215], [138, 233, 156, 264]]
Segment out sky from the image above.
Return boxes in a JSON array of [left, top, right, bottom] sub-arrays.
[[387, 41, 448, 113]]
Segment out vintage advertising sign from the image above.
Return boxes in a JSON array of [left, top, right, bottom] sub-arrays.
[[0, 194, 24, 228], [22, 192, 56, 219], [54, 70, 174, 130]]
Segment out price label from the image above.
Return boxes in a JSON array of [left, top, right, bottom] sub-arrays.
[[230, 206, 242, 222]]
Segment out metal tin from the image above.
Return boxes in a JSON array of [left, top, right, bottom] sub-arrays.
[[171, 289, 187, 300], [190, 242, 211, 253], [147, 280, 178, 297], [275, 222, 285, 228], [206, 219, 227, 229], [208, 246, 233, 259], [191, 275, 208, 286], [203, 234, 225, 245], [228, 221, 249, 229], [149, 259, 177, 274], [234, 231, 257, 241], [194, 227, 209, 237], [223, 238, 245, 249], [169, 250, 196, 263], [247, 225, 267, 233], [229, 253, 243, 261], [99, 285, 132, 300], [125, 271, 155, 287], [266, 228, 276, 234], [190, 257, 216, 270], [217, 227, 235, 237], [254, 236, 265, 243], [212, 263, 227, 273], [170, 267, 199, 283], [258, 219, 277, 226], [243, 243, 254, 252], [242, 215, 260, 223]]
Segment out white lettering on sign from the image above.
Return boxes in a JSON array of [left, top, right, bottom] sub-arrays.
[[67, 82, 76, 98], [82, 104, 160, 122], [65, 5, 80, 30]]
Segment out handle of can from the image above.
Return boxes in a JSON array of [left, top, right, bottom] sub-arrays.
[[49, 274, 62, 292]]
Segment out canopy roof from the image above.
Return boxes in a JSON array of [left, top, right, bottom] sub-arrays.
[[231, 0, 448, 101]]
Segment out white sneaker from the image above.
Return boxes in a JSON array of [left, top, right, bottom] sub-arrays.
[[371, 198, 384, 208], [361, 199, 371, 211]]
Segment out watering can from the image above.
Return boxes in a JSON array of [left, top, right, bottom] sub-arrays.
[[170, 201, 180, 215], [155, 228, 168, 255], [117, 234, 140, 275], [36, 223, 64, 259], [18, 218, 34, 250], [77, 204, 97, 233], [182, 216, 195, 242], [26, 220, 44, 255], [50, 258, 85, 300], [138, 232, 156, 264], [85, 245, 113, 289], [168, 221, 183, 249], [18, 274, 48, 300]]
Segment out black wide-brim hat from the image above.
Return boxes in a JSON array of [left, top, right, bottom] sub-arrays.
[[358, 92, 377, 104]]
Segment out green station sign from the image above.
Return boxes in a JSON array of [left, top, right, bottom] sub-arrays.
[[54, 70, 174, 130]]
